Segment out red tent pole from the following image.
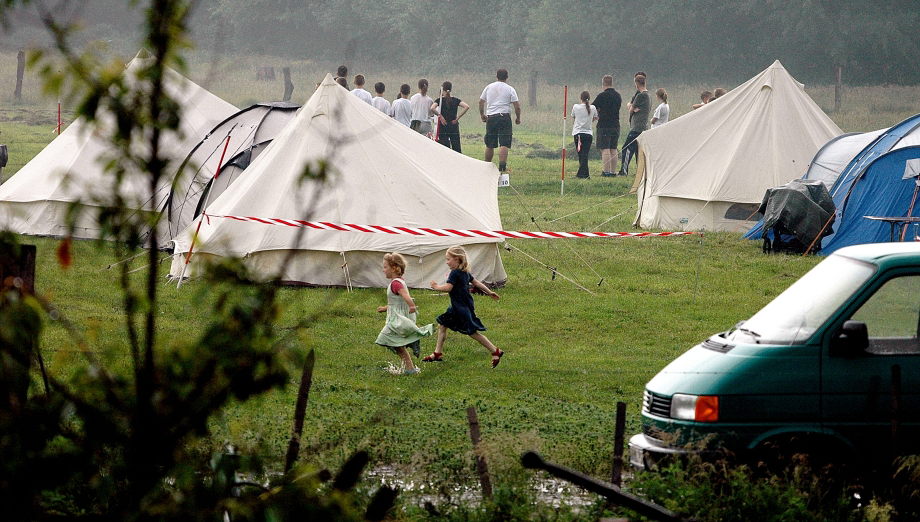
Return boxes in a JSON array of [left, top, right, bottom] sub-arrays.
[[561, 85, 568, 195], [177, 133, 233, 287]]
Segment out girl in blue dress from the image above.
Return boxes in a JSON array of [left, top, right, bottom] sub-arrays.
[[425, 245, 504, 368]]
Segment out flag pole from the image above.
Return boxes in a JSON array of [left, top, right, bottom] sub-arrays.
[[561, 85, 568, 195], [176, 127, 236, 288]]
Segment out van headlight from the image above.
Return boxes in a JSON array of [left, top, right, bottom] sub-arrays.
[[670, 394, 719, 422]]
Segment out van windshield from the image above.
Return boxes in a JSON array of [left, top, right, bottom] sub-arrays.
[[726, 255, 876, 344]]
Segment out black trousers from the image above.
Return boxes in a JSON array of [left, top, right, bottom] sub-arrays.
[[437, 123, 462, 152], [620, 130, 642, 173], [574, 133, 593, 178]]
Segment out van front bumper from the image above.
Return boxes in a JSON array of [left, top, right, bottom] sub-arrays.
[[628, 433, 693, 471]]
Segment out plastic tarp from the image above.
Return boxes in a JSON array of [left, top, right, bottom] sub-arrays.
[[755, 179, 835, 251]]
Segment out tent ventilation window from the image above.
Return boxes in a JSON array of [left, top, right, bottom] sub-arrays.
[[724, 203, 762, 221]]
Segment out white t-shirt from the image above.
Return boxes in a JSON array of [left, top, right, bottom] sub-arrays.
[[409, 93, 434, 122], [571, 103, 598, 135], [480, 81, 519, 116], [351, 88, 373, 104], [652, 102, 670, 127], [390, 98, 412, 127], [372, 96, 391, 114]]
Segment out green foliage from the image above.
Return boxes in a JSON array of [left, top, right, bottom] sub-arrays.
[[629, 456, 856, 522]]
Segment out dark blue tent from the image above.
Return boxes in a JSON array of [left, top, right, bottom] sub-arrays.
[[820, 146, 920, 253], [745, 114, 920, 253]]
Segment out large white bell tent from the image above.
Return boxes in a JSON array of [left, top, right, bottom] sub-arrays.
[[169, 74, 507, 289], [165, 101, 300, 239], [0, 51, 237, 241], [631, 60, 843, 232]]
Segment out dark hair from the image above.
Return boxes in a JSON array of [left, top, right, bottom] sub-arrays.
[[713, 87, 727, 98], [635, 75, 646, 87], [418, 78, 428, 90], [496, 68, 508, 81], [602, 75, 613, 86], [337, 65, 347, 77], [441, 80, 452, 92], [336, 77, 348, 88], [374, 82, 385, 94], [400, 83, 410, 97], [580, 90, 591, 115], [634, 71, 646, 78], [700, 90, 713, 102], [656, 88, 668, 103], [354, 74, 365, 86]]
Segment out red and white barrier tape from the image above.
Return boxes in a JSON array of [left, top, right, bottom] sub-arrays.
[[202, 213, 696, 239]]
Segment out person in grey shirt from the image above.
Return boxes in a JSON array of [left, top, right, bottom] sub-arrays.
[[617, 72, 650, 176]]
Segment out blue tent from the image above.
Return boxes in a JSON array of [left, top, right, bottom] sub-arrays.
[[820, 145, 920, 253], [745, 114, 920, 253]]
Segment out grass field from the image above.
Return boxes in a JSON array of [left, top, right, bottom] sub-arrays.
[[3, 50, 919, 508]]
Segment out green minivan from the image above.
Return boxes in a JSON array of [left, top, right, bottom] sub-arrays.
[[629, 242, 920, 470]]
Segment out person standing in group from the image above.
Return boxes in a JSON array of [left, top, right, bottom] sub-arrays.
[[425, 246, 503, 368], [375, 253, 434, 375], [692, 90, 713, 109], [351, 74, 373, 104], [592, 74, 622, 177], [713, 87, 727, 99], [650, 88, 669, 128], [431, 81, 470, 153], [390, 83, 413, 127], [479, 68, 521, 174], [617, 72, 650, 177], [372, 82, 391, 114], [571, 91, 598, 179], [335, 65, 349, 89], [409, 79, 434, 136]]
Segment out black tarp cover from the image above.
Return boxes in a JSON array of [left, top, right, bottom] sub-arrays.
[[757, 179, 836, 248]]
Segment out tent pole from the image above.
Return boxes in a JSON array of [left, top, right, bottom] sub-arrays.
[[561, 85, 567, 196], [176, 129, 235, 288]]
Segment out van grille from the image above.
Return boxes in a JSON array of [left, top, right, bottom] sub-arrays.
[[643, 390, 672, 418]]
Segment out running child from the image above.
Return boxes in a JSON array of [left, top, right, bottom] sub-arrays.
[[375, 253, 434, 375], [425, 246, 503, 368]]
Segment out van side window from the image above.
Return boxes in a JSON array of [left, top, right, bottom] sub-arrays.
[[850, 274, 920, 355]]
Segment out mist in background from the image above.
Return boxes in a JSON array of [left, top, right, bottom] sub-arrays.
[[2, 0, 919, 86]]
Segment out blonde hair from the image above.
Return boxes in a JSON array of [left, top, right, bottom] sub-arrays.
[[383, 252, 406, 276], [446, 245, 470, 272]]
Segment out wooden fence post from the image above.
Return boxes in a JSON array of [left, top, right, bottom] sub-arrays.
[[891, 364, 901, 454], [612, 401, 627, 486], [466, 406, 493, 499], [282, 67, 294, 102], [14, 49, 25, 101], [528, 71, 538, 108], [284, 349, 316, 473], [834, 65, 842, 113]]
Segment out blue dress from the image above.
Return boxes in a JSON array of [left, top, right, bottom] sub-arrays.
[[436, 269, 486, 335]]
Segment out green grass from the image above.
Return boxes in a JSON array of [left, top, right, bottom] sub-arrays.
[[3, 56, 917, 508]]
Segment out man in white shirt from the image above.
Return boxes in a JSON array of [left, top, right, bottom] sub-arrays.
[[372, 82, 391, 114], [478, 69, 521, 173], [350, 74, 373, 104], [390, 83, 413, 127], [409, 79, 434, 136]]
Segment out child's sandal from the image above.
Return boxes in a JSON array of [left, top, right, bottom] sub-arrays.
[[491, 349, 504, 368], [422, 352, 444, 362]]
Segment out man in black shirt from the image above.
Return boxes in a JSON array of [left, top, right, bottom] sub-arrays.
[[592, 75, 622, 177], [618, 72, 650, 177]]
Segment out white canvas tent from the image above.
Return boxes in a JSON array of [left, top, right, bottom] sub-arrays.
[[0, 50, 237, 241], [169, 74, 507, 288], [632, 60, 843, 232]]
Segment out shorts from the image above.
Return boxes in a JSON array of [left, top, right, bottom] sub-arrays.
[[596, 127, 620, 150], [484, 113, 513, 148], [410, 120, 432, 135]]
